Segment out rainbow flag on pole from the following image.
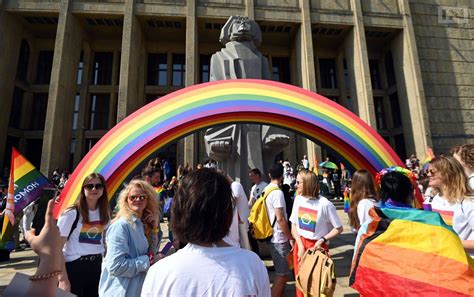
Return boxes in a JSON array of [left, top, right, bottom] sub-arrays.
[[0, 148, 52, 250], [350, 207, 474, 296]]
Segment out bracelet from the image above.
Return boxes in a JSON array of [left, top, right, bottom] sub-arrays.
[[321, 236, 328, 243], [29, 270, 62, 281]]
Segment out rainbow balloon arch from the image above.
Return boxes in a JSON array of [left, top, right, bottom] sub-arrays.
[[54, 79, 404, 217]]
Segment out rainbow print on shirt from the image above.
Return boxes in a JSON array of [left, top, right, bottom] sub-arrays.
[[298, 207, 318, 232], [79, 220, 105, 245]]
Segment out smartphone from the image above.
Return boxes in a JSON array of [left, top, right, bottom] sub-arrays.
[[160, 241, 173, 255]]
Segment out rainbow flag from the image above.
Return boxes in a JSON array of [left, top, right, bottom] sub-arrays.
[[343, 190, 350, 213], [350, 207, 474, 296], [421, 147, 435, 171], [0, 148, 52, 250]]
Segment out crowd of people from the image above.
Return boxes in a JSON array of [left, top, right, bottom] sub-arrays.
[[1, 144, 473, 296]]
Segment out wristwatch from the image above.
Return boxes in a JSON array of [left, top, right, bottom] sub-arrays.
[[321, 236, 328, 243]]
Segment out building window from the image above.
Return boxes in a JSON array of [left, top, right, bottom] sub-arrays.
[[172, 54, 185, 87], [319, 58, 337, 89], [69, 139, 76, 171], [25, 139, 43, 168], [3, 136, 20, 168], [35, 51, 54, 84], [271, 57, 290, 83], [9, 87, 24, 129], [389, 92, 402, 128], [147, 53, 168, 86], [30, 94, 48, 130], [91, 52, 113, 85], [146, 94, 162, 104], [326, 96, 339, 103], [200, 55, 210, 83], [393, 134, 407, 160], [384, 52, 396, 86], [343, 59, 350, 89], [77, 52, 84, 85], [373, 96, 386, 130], [84, 138, 99, 156], [72, 94, 80, 130], [369, 59, 382, 89], [16, 40, 30, 82], [89, 94, 110, 130]]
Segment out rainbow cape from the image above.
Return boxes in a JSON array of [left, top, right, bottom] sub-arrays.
[[350, 207, 474, 296], [0, 148, 52, 250]]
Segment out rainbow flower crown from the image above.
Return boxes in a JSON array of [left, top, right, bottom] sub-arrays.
[[375, 166, 417, 186]]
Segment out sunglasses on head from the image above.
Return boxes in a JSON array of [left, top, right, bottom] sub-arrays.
[[129, 195, 147, 202], [84, 183, 104, 191]]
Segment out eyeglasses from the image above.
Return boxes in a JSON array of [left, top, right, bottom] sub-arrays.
[[427, 169, 438, 176], [129, 195, 147, 202], [84, 183, 104, 191]]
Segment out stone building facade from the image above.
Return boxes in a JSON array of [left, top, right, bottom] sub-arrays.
[[0, 0, 472, 176]]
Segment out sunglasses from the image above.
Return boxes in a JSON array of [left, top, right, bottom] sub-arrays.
[[427, 169, 438, 176], [129, 195, 147, 202], [84, 183, 104, 191]]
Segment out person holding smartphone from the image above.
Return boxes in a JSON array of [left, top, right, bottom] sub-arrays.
[[99, 179, 159, 297]]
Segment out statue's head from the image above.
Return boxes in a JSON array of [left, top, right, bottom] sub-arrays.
[[219, 16, 262, 47]]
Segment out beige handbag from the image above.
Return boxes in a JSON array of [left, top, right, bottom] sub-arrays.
[[295, 248, 336, 297]]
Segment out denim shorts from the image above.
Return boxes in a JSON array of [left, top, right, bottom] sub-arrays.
[[268, 241, 291, 276]]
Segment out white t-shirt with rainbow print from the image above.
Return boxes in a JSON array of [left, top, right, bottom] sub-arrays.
[[289, 195, 342, 240]]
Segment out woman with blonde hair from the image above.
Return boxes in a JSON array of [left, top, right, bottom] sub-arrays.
[[57, 173, 111, 297], [428, 156, 471, 226], [289, 170, 343, 297], [452, 144, 474, 190], [348, 169, 378, 231], [99, 179, 159, 297]]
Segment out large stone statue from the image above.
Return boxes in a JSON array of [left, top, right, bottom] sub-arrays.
[[204, 16, 290, 190]]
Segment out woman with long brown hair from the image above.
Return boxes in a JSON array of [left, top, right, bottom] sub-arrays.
[[348, 169, 378, 231], [57, 173, 111, 297]]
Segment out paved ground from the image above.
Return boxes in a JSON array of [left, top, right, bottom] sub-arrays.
[[0, 209, 359, 296]]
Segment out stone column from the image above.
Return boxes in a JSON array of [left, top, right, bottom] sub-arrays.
[[390, 0, 431, 156], [41, 0, 84, 175], [117, 0, 144, 122], [72, 43, 92, 168], [298, 0, 320, 170], [182, 0, 198, 167], [0, 9, 22, 168], [245, 0, 255, 20], [345, 0, 376, 127]]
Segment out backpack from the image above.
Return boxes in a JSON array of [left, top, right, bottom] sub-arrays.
[[248, 186, 279, 241], [296, 248, 336, 297]]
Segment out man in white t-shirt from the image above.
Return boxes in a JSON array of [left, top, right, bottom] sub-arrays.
[[265, 164, 294, 297], [248, 168, 268, 207]]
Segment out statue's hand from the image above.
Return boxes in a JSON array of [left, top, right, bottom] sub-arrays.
[[263, 134, 290, 151], [210, 140, 232, 154]]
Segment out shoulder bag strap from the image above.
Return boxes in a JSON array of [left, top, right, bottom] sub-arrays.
[[67, 207, 80, 240]]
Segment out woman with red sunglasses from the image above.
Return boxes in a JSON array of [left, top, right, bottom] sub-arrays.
[[57, 173, 111, 297], [99, 179, 159, 297]]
